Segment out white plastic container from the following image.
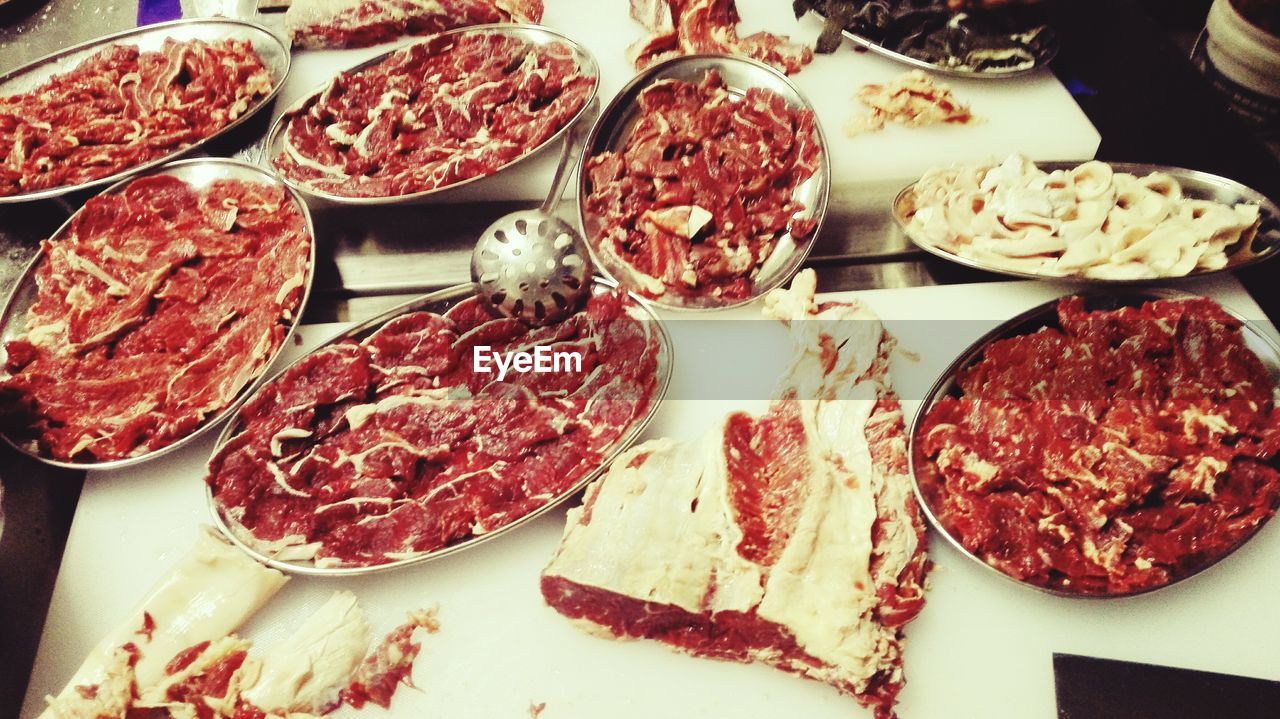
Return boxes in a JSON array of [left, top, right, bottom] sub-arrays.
[[1205, 0, 1280, 130]]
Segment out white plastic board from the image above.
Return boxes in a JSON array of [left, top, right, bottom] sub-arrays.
[[270, 0, 1101, 201], [22, 276, 1280, 719]]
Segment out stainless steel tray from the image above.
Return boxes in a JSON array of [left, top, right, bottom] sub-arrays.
[[263, 23, 600, 206], [908, 289, 1280, 598], [808, 9, 1058, 79], [0, 18, 291, 205], [0, 158, 317, 470], [578, 54, 831, 311], [205, 278, 674, 576], [894, 161, 1280, 283]]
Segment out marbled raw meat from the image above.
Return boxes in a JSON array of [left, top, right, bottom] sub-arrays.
[[207, 291, 662, 568], [583, 70, 821, 303], [0, 39, 272, 197], [274, 32, 593, 199], [629, 0, 813, 74], [286, 0, 543, 49], [0, 176, 310, 462]]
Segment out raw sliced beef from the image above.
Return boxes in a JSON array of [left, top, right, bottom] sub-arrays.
[[541, 270, 929, 719], [286, 0, 543, 49], [0, 39, 272, 197], [274, 31, 594, 199], [0, 176, 310, 462], [917, 296, 1280, 595], [629, 0, 813, 75], [583, 70, 821, 303], [207, 291, 663, 568]]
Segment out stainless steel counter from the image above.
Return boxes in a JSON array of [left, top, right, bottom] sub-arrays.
[[303, 178, 941, 321]]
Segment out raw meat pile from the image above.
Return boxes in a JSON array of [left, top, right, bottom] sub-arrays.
[[286, 0, 543, 49], [917, 296, 1280, 595], [583, 70, 821, 303], [207, 291, 662, 568], [39, 531, 437, 719], [630, 0, 813, 74], [274, 32, 594, 198], [0, 39, 273, 198], [0, 175, 310, 462], [845, 70, 980, 136], [543, 270, 930, 719]]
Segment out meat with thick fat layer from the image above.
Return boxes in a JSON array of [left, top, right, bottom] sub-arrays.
[[541, 270, 929, 719], [207, 292, 662, 568]]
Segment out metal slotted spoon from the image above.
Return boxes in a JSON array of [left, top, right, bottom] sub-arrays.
[[471, 114, 595, 326]]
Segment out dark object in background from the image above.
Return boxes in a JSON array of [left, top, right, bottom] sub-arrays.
[[793, 0, 1056, 72], [136, 0, 183, 25], [1054, 653, 1280, 718], [1233, 0, 1280, 35], [1201, 0, 1280, 139]]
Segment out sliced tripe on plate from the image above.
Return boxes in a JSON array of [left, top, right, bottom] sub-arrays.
[[541, 269, 930, 719]]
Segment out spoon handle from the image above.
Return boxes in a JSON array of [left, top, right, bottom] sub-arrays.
[[540, 99, 597, 216]]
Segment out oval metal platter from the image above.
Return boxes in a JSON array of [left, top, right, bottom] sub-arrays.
[[808, 8, 1058, 79], [578, 54, 831, 312], [894, 161, 1280, 284], [0, 18, 291, 205], [205, 278, 674, 576], [0, 158, 317, 470], [908, 288, 1280, 598], [263, 23, 601, 206]]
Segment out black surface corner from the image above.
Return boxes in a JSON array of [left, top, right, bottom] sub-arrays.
[[1054, 652, 1280, 719]]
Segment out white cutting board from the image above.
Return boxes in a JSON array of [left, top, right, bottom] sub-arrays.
[[270, 0, 1100, 202], [22, 277, 1280, 719]]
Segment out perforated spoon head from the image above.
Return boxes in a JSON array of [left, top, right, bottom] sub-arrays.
[[471, 210, 594, 326]]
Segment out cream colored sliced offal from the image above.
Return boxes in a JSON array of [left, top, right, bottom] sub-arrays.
[[908, 154, 1263, 279]]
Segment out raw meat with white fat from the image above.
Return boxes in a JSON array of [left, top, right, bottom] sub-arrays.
[[207, 290, 662, 568], [36, 527, 286, 719], [40, 546, 438, 719], [286, 0, 543, 49], [541, 270, 929, 719], [0, 175, 311, 462], [0, 39, 272, 197], [274, 31, 594, 199], [629, 0, 813, 74]]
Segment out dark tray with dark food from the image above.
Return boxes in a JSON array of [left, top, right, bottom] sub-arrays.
[[205, 279, 672, 575], [910, 290, 1280, 597], [796, 0, 1059, 77]]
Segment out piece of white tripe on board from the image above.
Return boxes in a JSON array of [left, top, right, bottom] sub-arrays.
[[38, 528, 437, 719], [39, 527, 288, 718]]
